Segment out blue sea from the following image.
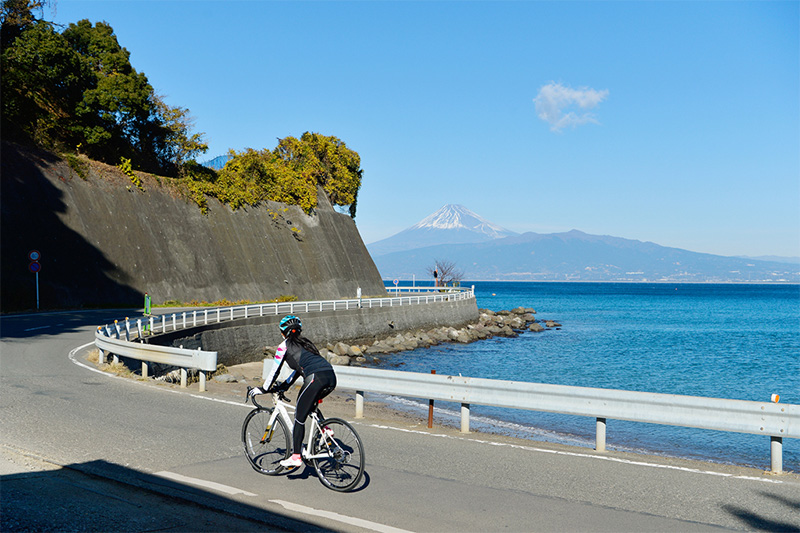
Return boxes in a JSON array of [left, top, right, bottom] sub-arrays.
[[376, 281, 800, 471]]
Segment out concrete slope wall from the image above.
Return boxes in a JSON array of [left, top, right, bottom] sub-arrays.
[[0, 143, 385, 311], [150, 297, 480, 366]]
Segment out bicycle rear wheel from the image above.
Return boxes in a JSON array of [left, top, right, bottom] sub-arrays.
[[310, 418, 365, 492], [242, 408, 290, 475]]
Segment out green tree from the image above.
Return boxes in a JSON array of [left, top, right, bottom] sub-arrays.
[[153, 94, 208, 173], [1, 8, 207, 175], [191, 133, 363, 217], [273, 132, 362, 217], [1, 0, 50, 48], [62, 20, 155, 164], [0, 18, 84, 147]]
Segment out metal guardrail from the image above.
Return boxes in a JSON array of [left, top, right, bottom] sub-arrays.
[[334, 366, 799, 473], [95, 330, 218, 390], [93, 287, 474, 391]]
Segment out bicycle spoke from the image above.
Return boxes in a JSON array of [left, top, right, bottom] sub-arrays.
[[311, 418, 364, 492], [242, 408, 290, 475]]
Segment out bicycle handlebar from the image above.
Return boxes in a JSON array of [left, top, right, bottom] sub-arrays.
[[245, 386, 291, 409]]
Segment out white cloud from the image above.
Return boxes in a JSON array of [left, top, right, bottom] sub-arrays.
[[534, 82, 609, 132]]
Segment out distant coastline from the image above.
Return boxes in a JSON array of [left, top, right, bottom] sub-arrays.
[[386, 279, 800, 285]]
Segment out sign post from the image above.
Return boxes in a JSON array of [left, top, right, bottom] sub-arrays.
[[28, 250, 41, 310]]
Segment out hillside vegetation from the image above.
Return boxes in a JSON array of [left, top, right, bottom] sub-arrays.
[[1, 0, 362, 217]]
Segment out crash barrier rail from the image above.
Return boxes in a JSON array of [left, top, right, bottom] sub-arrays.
[[95, 330, 218, 391], [93, 287, 474, 391], [333, 366, 798, 474]]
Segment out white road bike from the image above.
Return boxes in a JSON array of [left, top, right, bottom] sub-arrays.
[[242, 387, 365, 492]]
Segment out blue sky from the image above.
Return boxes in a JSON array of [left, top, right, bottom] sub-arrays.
[[48, 1, 799, 258]]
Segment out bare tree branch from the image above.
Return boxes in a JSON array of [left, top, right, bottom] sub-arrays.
[[426, 258, 464, 287]]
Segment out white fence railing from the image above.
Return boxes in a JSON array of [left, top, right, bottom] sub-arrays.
[[333, 366, 798, 474], [94, 287, 474, 391], [99, 286, 474, 339]]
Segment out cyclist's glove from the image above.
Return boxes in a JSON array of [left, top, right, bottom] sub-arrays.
[[248, 386, 266, 397]]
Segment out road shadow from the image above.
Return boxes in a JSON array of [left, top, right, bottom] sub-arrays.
[[722, 490, 800, 532], [1, 458, 334, 532], [1, 142, 142, 313], [287, 464, 370, 493], [0, 308, 142, 340]]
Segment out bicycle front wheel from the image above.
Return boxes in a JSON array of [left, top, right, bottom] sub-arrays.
[[242, 408, 290, 475], [310, 418, 365, 492]]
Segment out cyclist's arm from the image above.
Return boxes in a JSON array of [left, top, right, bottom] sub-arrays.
[[281, 342, 301, 386], [262, 341, 288, 390]]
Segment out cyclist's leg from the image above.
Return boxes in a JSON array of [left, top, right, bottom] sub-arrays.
[[293, 372, 336, 454]]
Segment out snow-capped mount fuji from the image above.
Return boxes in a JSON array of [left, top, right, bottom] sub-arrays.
[[367, 204, 518, 257]]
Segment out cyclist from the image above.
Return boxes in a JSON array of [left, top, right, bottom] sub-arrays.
[[248, 315, 337, 469]]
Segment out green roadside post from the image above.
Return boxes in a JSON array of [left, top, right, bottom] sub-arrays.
[[143, 292, 152, 333]]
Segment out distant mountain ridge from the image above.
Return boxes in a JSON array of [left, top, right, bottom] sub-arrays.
[[368, 206, 799, 283], [737, 255, 800, 265], [367, 204, 517, 256]]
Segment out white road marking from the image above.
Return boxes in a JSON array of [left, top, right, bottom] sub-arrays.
[[155, 471, 257, 496], [270, 499, 413, 533], [365, 423, 788, 485], [24, 325, 51, 332]]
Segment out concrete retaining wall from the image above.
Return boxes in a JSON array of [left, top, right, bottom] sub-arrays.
[[1, 143, 385, 311], [150, 297, 479, 366]]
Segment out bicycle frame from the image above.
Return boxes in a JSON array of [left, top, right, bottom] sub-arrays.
[[263, 392, 331, 462], [244, 386, 365, 491]]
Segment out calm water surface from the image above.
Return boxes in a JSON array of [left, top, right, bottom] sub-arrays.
[[375, 282, 800, 470]]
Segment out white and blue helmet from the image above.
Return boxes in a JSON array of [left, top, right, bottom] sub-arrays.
[[279, 315, 302, 336]]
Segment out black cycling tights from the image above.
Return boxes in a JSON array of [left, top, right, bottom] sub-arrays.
[[293, 370, 337, 454]]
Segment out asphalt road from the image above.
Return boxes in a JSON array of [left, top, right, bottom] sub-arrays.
[[2, 309, 799, 532]]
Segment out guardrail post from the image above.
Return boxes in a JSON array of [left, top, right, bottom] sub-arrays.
[[461, 403, 470, 433], [199, 370, 207, 392], [356, 391, 364, 419], [172, 314, 177, 331], [182, 312, 187, 329], [124, 318, 131, 341], [428, 369, 436, 428], [596, 418, 607, 452], [97, 328, 106, 363], [114, 320, 121, 339], [142, 361, 149, 378], [137, 319, 143, 340], [193, 311, 197, 327], [181, 368, 187, 388], [770, 436, 783, 473]]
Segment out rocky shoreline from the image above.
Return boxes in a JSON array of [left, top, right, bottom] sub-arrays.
[[262, 307, 562, 367]]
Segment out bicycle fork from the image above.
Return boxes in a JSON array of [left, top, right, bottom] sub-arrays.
[[261, 410, 281, 444]]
